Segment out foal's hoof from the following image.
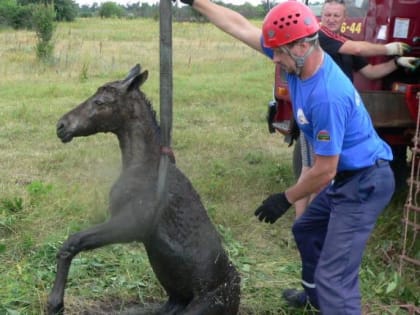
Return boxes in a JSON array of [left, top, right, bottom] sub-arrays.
[[47, 298, 64, 315], [47, 305, 64, 315]]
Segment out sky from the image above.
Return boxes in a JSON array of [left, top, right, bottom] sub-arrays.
[[74, 0, 262, 7]]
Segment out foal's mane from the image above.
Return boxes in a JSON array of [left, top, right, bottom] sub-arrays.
[[127, 84, 161, 138]]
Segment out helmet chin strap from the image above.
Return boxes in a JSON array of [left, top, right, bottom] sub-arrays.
[[283, 44, 316, 76], [282, 34, 319, 76]]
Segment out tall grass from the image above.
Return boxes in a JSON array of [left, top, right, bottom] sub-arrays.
[[0, 17, 417, 314]]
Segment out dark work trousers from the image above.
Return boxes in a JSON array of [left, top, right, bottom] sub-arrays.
[[292, 160, 395, 314]]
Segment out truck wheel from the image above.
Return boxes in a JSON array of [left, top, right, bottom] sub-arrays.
[[292, 137, 302, 180]]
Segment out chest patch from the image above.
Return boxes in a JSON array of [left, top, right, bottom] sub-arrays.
[[297, 108, 309, 125]]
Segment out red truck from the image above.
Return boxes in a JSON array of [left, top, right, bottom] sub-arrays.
[[271, 0, 420, 190]]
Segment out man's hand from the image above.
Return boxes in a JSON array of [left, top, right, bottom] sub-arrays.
[[395, 57, 420, 71], [254, 192, 292, 224], [385, 42, 411, 56]]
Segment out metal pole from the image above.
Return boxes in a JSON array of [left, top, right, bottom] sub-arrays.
[[159, 0, 173, 150], [152, 0, 173, 232]]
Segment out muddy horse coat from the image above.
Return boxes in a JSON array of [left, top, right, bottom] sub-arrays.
[[47, 64, 240, 315]]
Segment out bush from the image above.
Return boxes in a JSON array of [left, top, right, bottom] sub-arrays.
[[0, 0, 16, 26], [11, 4, 35, 29], [0, 0, 34, 29], [32, 4, 56, 60]]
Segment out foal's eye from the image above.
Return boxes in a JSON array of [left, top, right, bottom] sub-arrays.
[[94, 99, 105, 106]]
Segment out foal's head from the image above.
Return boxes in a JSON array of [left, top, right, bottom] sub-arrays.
[[57, 65, 149, 143]]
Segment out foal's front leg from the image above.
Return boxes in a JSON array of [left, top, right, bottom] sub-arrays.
[[47, 213, 141, 315]]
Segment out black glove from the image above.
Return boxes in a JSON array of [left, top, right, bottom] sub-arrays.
[[254, 192, 292, 224], [284, 118, 300, 147], [178, 0, 194, 5], [267, 100, 277, 134]]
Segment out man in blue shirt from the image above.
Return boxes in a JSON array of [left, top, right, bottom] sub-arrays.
[[293, 0, 419, 221], [179, 0, 396, 313]]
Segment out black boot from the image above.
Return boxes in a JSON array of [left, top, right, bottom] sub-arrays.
[[283, 289, 321, 314], [282, 289, 309, 308]]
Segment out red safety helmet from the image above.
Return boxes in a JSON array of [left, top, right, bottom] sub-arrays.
[[262, 1, 320, 48]]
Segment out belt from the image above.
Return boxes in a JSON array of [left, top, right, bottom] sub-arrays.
[[334, 159, 389, 182]]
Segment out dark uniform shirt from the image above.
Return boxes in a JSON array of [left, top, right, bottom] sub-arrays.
[[319, 25, 368, 82]]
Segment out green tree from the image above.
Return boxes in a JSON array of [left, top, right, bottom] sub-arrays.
[[17, 0, 77, 21], [54, 0, 78, 21], [98, 1, 125, 18], [17, 0, 51, 5], [79, 4, 95, 18], [0, 0, 18, 26]]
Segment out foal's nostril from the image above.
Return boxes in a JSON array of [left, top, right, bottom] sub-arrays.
[[56, 120, 69, 140], [56, 120, 65, 131]]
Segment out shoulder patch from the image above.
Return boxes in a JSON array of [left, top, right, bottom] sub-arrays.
[[317, 130, 331, 142]]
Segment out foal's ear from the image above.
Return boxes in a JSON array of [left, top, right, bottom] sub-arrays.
[[137, 70, 149, 88], [123, 64, 141, 83], [122, 70, 149, 92]]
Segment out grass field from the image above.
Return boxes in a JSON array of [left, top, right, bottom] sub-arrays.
[[0, 17, 418, 314]]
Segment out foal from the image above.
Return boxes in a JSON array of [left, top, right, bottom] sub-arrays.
[[47, 64, 240, 315]]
